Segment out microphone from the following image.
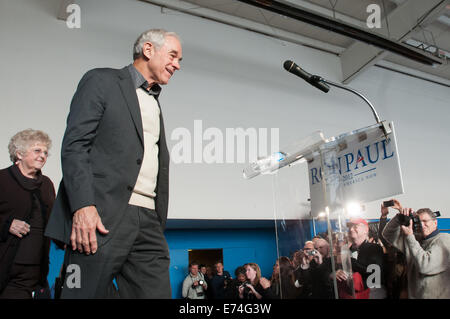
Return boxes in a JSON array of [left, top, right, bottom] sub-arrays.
[[283, 60, 330, 93]]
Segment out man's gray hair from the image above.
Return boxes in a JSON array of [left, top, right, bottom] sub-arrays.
[[8, 129, 52, 163], [133, 29, 180, 60], [416, 208, 436, 220]]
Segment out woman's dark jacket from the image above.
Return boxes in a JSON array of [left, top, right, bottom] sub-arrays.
[[0, 165, 55, 292]]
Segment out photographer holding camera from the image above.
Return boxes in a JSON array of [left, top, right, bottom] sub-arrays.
[[382, 203, 450, 298], [292, 241, 323, 298], [225, 266, 247, 299], [182, 262, 208, 299]]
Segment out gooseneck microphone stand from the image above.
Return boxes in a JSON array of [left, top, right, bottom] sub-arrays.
[[284, 60, 392, 138], [310, 75, 392, 137]]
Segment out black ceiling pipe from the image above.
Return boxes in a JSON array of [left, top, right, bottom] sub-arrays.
[[236, 0, 441, 66]]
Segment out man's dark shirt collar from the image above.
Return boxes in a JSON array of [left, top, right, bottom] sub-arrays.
[[423, 229, 440, 241], [350, 240, 368, 252], [127, 64, 161, 97]]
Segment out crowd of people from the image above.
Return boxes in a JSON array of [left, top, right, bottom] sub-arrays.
[[182, 261, 275, 300], [182, 200, 450, 299]]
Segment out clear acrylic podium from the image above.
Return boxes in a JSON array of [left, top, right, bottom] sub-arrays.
[[244, 122, 401, 299]]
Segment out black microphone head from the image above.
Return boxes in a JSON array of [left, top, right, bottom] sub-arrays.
[[283, 60, 294, 71]]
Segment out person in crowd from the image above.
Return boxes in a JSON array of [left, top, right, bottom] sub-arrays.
[[294, 240, 334, 299], [335, 218, 385, 299], [225, 266, 247, 299], [198, 264, 212, 299], [270, 257, 282, 297], [314, 238, 330, 259], [309, 237, 336, 299], [235, 266, 247, 283], [291, 250, 301, 270], [199, 264, 207, 277], [302, 241, 315, 257], [378, 200, 408, 299], [0, 129, 55, 299], [45, 29, 182, 298], [368, 223, 381, 245], [311, 235, 324, 247], [292, 241, 320, 298], [204, 265, 214, 299], [239, 263, 274, 299], [382, 203, 450, 298], [210, 261, 232, 299], [205, 265, 214, 280], [198, 264, 208, 298], [182, 262, 207, 299], [270, 256, 302, 299]]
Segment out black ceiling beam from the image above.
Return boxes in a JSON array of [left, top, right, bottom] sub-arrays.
[[236, 0, 442, 66]]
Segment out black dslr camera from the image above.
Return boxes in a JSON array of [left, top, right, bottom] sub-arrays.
[[239, 281, 251, 293], [398, 212, 422, 233], [398, 211, 441, 234]]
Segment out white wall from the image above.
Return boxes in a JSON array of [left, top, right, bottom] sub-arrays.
[[1, 0, 449, 220]]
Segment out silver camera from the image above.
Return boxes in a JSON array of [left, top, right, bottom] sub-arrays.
[[307, 250, 318, 256]]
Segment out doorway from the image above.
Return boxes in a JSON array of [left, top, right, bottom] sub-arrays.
[[188, 248, 223, 269]]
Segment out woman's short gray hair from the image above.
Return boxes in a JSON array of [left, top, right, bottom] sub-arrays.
[[8, 129, 52, 163], [133, 29, 180, 60]]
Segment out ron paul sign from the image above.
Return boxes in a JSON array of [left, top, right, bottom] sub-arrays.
[[307, 122, 404, 216]]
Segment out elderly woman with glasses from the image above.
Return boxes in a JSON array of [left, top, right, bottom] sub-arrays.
[[0, 129, 55, 299]]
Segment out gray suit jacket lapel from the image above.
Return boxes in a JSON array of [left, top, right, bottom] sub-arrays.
[[117, 67, 144, 146]]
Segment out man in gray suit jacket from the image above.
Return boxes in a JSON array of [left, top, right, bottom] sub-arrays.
[[45, 29, 182, 298]]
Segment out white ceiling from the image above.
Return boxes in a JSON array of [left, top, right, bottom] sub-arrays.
[[142, 0, 450, 85]]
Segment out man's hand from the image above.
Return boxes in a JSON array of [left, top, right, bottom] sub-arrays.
[[392, 199, 403, 211], [71, 205, 109, 255], [381, 199, 403, 218], [399, 207, 414, 236], [335, 269, 348, 282], [238, 284, 246, 299], [312, 250, 323, 265], [299, 250, 311, 267], [9, 219, 30, 238]]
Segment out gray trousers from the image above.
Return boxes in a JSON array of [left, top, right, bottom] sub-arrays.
[[60, 205, 171, 299]]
